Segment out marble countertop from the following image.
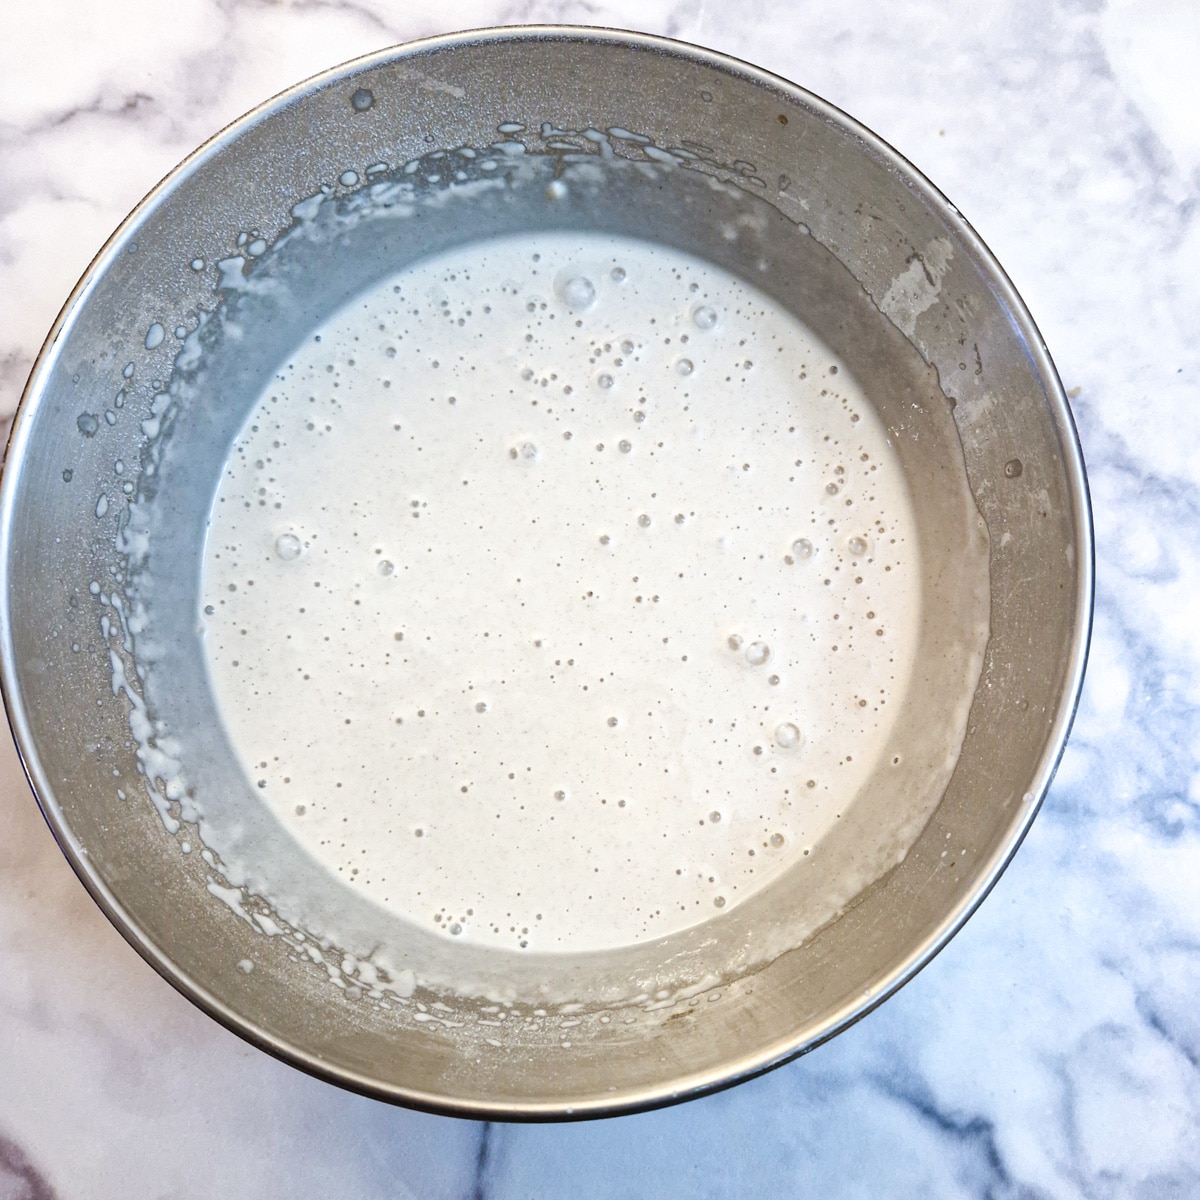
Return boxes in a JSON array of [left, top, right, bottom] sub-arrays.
[[2, 0, 1197, 1195]]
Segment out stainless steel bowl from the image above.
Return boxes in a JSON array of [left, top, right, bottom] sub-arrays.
[[0, 27, 1092, 1119]]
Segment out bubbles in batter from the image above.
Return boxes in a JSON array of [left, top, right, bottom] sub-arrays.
[[275, 533, 302, 560], [745, 641, 771, 667], [775, 722, 802, 750], [557, 274, 597, 310], [200, 232, 920, 954]]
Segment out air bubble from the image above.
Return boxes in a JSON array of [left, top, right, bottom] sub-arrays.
[[554, 789, 567, 801], [709, 810, 722, 823], [377, 559, 395, 576], [448, 922, 463, 935], [610, 266, 626, 282], [769, 832, 785, 848], [597, 373, 614, 389], [637, 513, 651, 527], [475, 701, 489, 713], [713, 896, 726, 908], [675, 358, 694, 376], [727, 634, 743, 651], [144, 323, 165, 350], [692, 305, 719, 330], [350, 88, 374, 112], [791, 538, 814, 560], [847, 536, 868, 556], [1005, 458, 1023, 478], [745, 641, 770, 666], [775, 722, 802, 749], [619, 439, 632, 453], [275, 533, 303, 560], [558, 275, 596, 310]]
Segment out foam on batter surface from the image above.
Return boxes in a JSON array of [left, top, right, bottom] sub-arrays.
[[201, 231, 921, 954]]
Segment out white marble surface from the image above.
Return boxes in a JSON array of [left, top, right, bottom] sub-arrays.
[[2, 0, 1198, 1195]]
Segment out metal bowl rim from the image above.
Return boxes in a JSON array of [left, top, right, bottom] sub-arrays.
[[0, 22, 1094, 1121]]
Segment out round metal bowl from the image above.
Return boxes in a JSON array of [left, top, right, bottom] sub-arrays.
[[0, 27, 1092, 1119]]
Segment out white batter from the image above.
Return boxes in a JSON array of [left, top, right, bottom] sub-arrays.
[[200, 232, 920, 954]]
